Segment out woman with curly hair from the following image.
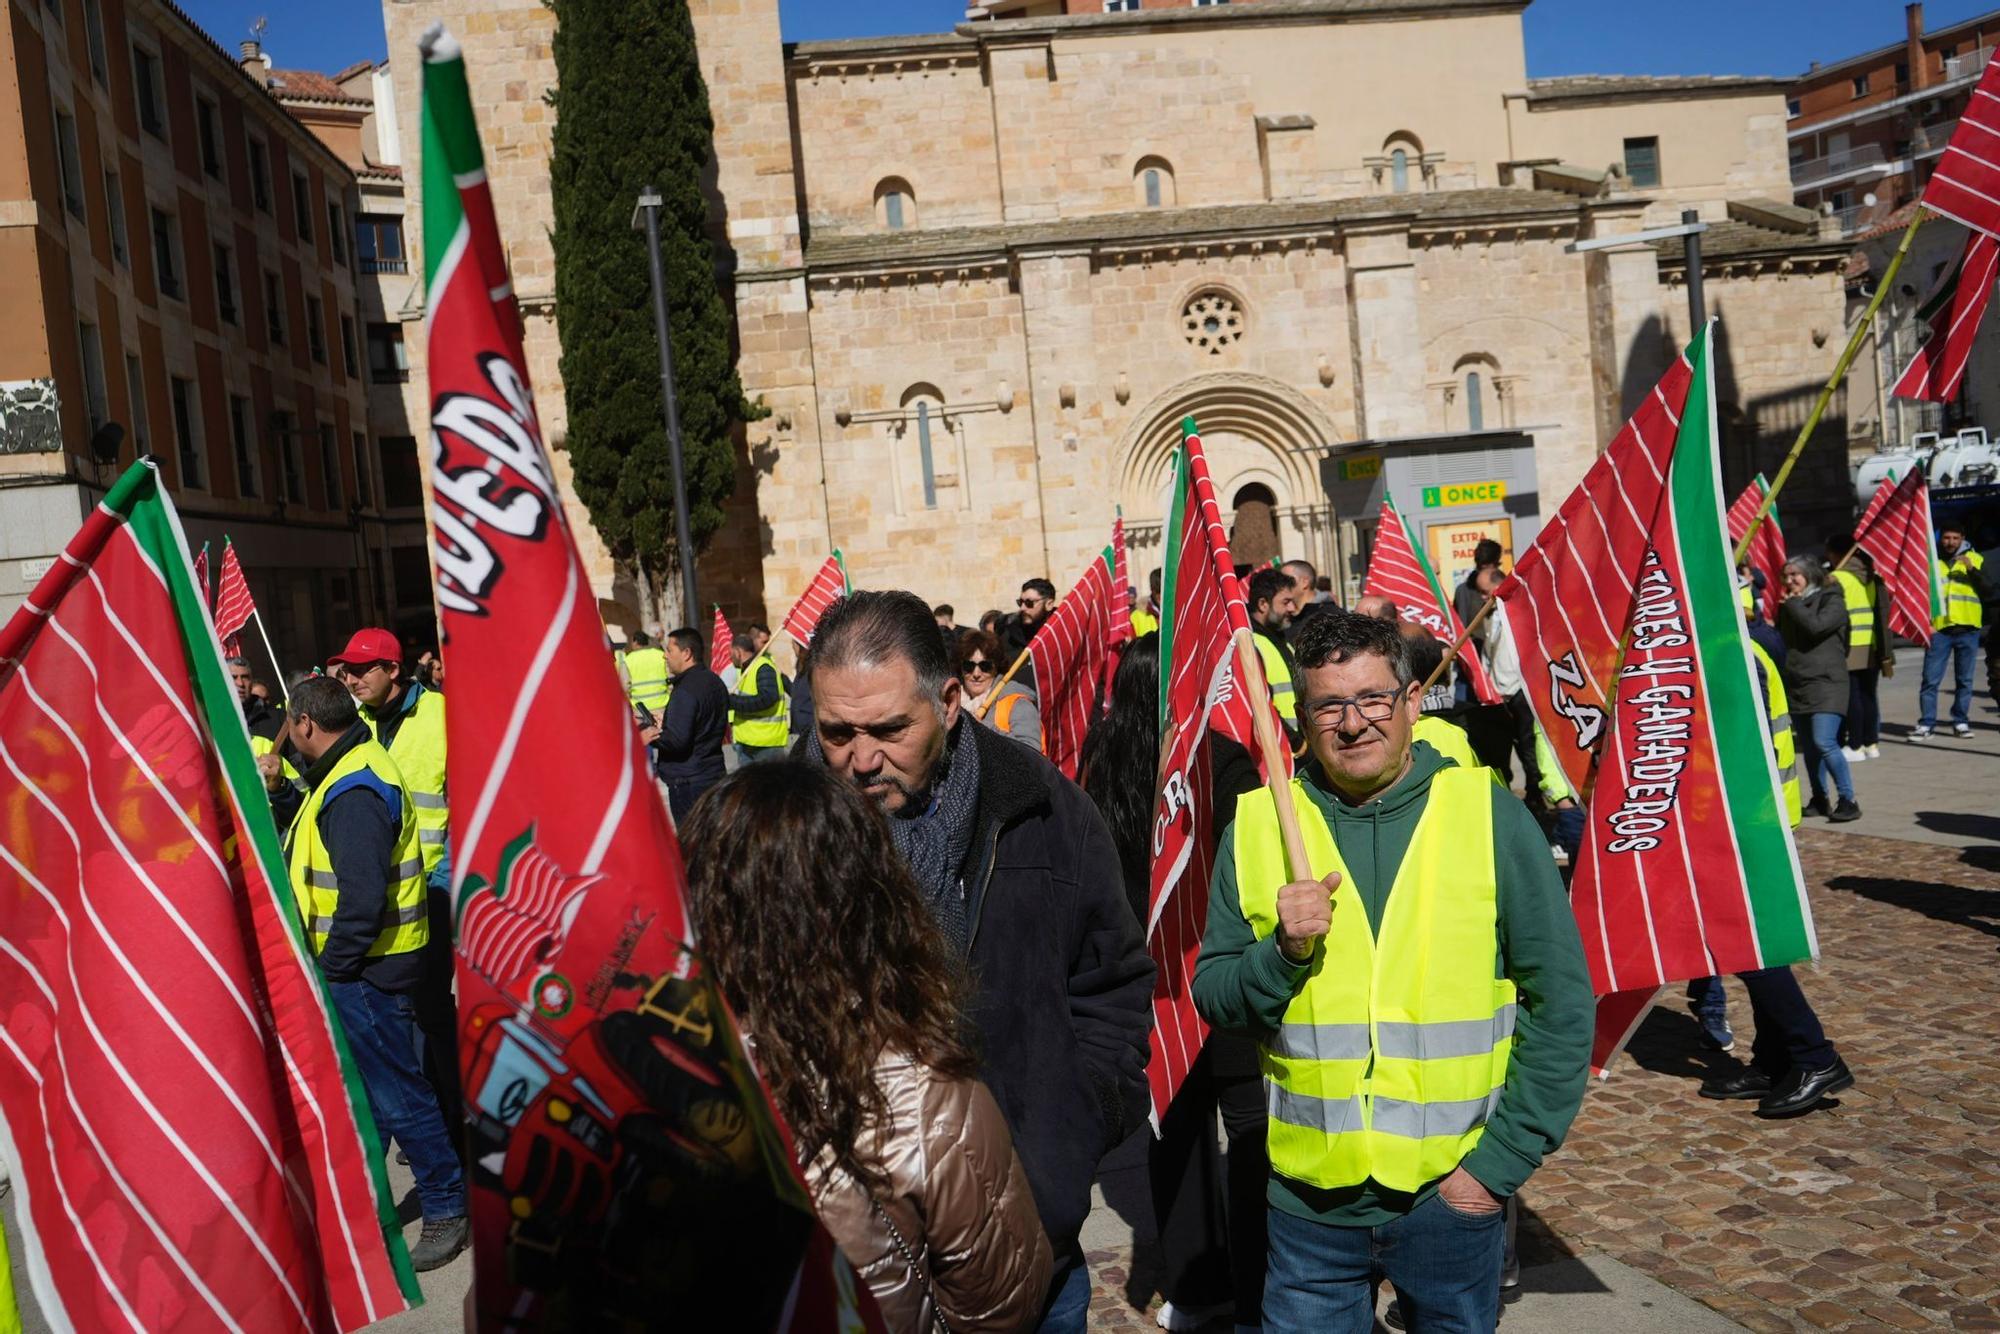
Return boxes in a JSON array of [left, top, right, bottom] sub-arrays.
[[682, 760, 1052, 1330]]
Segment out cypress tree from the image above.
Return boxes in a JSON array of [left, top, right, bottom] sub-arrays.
[[549, 0, 754, 617]]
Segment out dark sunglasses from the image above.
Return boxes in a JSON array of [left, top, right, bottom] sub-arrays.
[[960, 658, 995, 673]]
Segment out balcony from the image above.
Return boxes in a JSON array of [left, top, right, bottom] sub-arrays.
[[1791, 142, 1890, 187], [360, 257, 408, 275], [1944, 47, 1994, 83]]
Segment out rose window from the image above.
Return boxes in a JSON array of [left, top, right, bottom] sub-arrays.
[[1182, 291, 1244, 354]]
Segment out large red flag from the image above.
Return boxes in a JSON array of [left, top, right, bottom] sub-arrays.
[[213, 538, 256, 655], [1362, 495, 1501, 704], [1018, 545, 1119, 779], [1494, 326, 1814, 1074], [0, 460, 417, 1330], [1726, 475, 1786, 623], [1891, 230, 2000, 403], [419, 28, 877, 1328], [1145, 420, 1292, 1119], [710, 604, 734, 674], [1852, 469, 1945, 646], [781, 550, 851, 649], [1914, 46, 2000, 240]]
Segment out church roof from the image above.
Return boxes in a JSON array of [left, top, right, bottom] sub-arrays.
[[1525, 74, 1791, 104], [1650, 218, 1854, 266]]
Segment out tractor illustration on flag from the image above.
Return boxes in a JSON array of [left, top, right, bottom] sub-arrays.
[[455, 831, 810, 1323]]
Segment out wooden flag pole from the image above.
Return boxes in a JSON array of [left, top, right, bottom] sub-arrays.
[[1420, 596, 1496, 698], [1231, 627, 1312, 880], [250, 607, 290, 707], [974, 642, 1033, 721], [1735, 208, 1929, 564]]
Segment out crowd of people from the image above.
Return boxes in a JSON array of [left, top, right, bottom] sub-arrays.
[[230, 516, 1988, 1332]]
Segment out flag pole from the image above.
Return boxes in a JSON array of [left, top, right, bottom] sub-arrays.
[[251, 607, 290, 706], [1231, 627, 1312, 880], [1421, 595, 1495, 698], [975, 642, 1033, 721], [1735, 208, 1928, 563]]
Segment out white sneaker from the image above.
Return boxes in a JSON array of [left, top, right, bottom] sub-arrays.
[[1158, 1301, 1231, 1331], [1953, 722, 1974, 738], [1910, 726, 1933, 740], [1865, 744, 1882, 759], [1840, 746, 1867, 762]]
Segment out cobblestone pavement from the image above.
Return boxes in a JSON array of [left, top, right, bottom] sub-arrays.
[[1085, 826, 2000, 1331]]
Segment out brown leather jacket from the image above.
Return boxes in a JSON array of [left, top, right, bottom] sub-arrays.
[[809, 1053, 1053, 1331]]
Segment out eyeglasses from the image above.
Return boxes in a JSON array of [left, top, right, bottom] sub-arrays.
[[1017, 597, 1044, 609], [960, 659, 995, 674], [1304, 687, 1408, 728]]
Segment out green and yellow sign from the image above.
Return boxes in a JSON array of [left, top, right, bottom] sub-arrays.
[[1421, 480, 1506, 508], [1338, 455, 1382, 482]]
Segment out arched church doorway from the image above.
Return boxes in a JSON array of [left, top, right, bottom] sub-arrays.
[[1229, 483, 1280, 569]]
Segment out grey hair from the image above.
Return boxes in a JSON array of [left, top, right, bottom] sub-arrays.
[[810, 590, 954, 712], [224, 655, 251, 670], [1782, 555, 1827, 587]]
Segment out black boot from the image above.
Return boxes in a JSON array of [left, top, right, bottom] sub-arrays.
[[1756, 1057, 1855, 1118]]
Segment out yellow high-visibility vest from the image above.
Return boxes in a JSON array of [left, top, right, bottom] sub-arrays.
[[731, 651, 790, 748], [1749, 641, 1802, 828], [1254, 631, 1296, 717], [284, 738, 428, 960], [1131, 607, 1159, 637], [1412, 715, 1478, 771], [1831, 569, 1876, 650], [365, 687, 449, 877], [1936, 551, 1985, 629], [1233, 770, 1515, 1193], [624, 646, 671, 713]]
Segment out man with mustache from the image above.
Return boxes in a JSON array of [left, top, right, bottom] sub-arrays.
[[801, 590, 1155, 1333]]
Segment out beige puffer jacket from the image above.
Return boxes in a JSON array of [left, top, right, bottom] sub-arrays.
[[809, 1052, 1053, 1331]]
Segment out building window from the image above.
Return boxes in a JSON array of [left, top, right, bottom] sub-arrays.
[[380, 434, 422, 508], [875, 177, 915, 230], [340, 313, 358, 376], [82, 0, 108, 84], [54, 109, 85, 219], [248, 138, 272, 213], [133, 45, 167, 139], [196, 97, 224, 179], [319, 423, 343, 510], [1852, 72, 1870, 97], [125, 352, 147, 450], [306, 295, 327, 363], [355, 214, 405, 273], [1193, 0, 1229, 6], [79, 323, 110, 433], [1786, 96, 1801, 118], [229, 393, 258, 498], [352, 430, 372, 509], [214, 240, 237, 323], [1895, 61, 1910, 87], [171, 376, 204, 490], [1391, 147, 1410, 193], [105, 169, 128, 264], [1465, 371, 1485, 431], [1103, 0, 1138, 9], [43, 0, 62, 26], [1622, 136, 1660, 188], [1134, 156, 1175, 207], [264, 270, 286, 344], [367, 322, 408, 382], [1182, 289, 1246, 355], [328, 202, 347, 265], [151, 208, 183, 299], [274, 409, 304, 504], [292, 173, 314, 246]]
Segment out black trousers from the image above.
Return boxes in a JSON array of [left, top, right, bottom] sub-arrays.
[[1841, 668, 1881, 748], [1148, 1035, 1270, 1319], [1742, 967, 1837, 1078]]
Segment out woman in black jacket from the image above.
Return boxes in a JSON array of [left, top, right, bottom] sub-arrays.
[[1778, 556, 1860, 822]]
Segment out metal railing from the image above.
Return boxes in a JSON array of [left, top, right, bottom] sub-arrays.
[[1945, 47, 1994, 83], [1791, 141, 1888, 187], [360, 257, 408, 275]]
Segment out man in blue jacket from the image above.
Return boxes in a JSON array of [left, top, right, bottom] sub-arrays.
[[642, 626, 729, 823]]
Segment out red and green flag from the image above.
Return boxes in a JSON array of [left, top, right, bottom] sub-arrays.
[[1362, 494, 1501, 703], [0, 459, 417, 1331], [710, 604, 734, 674], [1852, 468, 1945, 645], [419, 26, 877, 1327], [1017, 543, 1121, 779], [1726, 475, 1785, 624], [1146, 419, 1293, 1119], [781, 549, 852, 649], [1494, 325, 1815, 1073]]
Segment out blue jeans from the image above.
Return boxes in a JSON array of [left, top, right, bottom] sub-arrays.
[[1920, 625, 1981, 727], [1264, 1191, 1503, 1333], [1798, 712, 1853, 804], [1035, 1243, 1091, 1333], [327, 979, 466, 1221]]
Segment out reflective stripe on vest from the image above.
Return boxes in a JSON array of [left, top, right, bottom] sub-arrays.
[[1749, 640, 1801, 829], [1831, 569, 1876, 648], [624, 647, 671, 711], [365, 688, 449, 876], [284, 738, 429, 960], [1255, 632, 1295, 701], [1937, 552, 1985, 629], [1233, 769, 1514, 1193], [731, 652, 790, 747]]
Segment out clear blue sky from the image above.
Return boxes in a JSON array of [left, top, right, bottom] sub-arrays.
[[182, 0, 2000, 82]]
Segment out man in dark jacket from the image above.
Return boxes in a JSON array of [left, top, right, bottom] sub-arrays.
[[997, 577, 1057, 692], [229, 655, 282, 742], [645, 626, 729, 823], [1779, 556, 1859, 822], [801, 590, 1154, 1333], [260, 678, 468, 1271]]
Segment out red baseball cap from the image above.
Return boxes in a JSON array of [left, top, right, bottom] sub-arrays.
[[327, 627, 403, 667]]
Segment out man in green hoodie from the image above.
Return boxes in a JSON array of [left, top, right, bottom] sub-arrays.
[[1193, 607, 1592, 1332]]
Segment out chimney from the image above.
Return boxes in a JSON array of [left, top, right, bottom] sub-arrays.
[[1908, 4, 1929, 91], [239, 39, 271, 86]]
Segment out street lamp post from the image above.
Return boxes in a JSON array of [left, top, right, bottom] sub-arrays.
[[632, 185, 699, 626]]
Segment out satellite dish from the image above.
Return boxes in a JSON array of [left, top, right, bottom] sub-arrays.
[[90, 421, 125, 465], [1863, 192, 1878, 206]]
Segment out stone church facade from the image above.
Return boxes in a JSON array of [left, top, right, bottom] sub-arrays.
[[381, 0, 1854, 631]]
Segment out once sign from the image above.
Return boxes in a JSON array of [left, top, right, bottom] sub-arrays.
[[1421, 480, 1507, 508]]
